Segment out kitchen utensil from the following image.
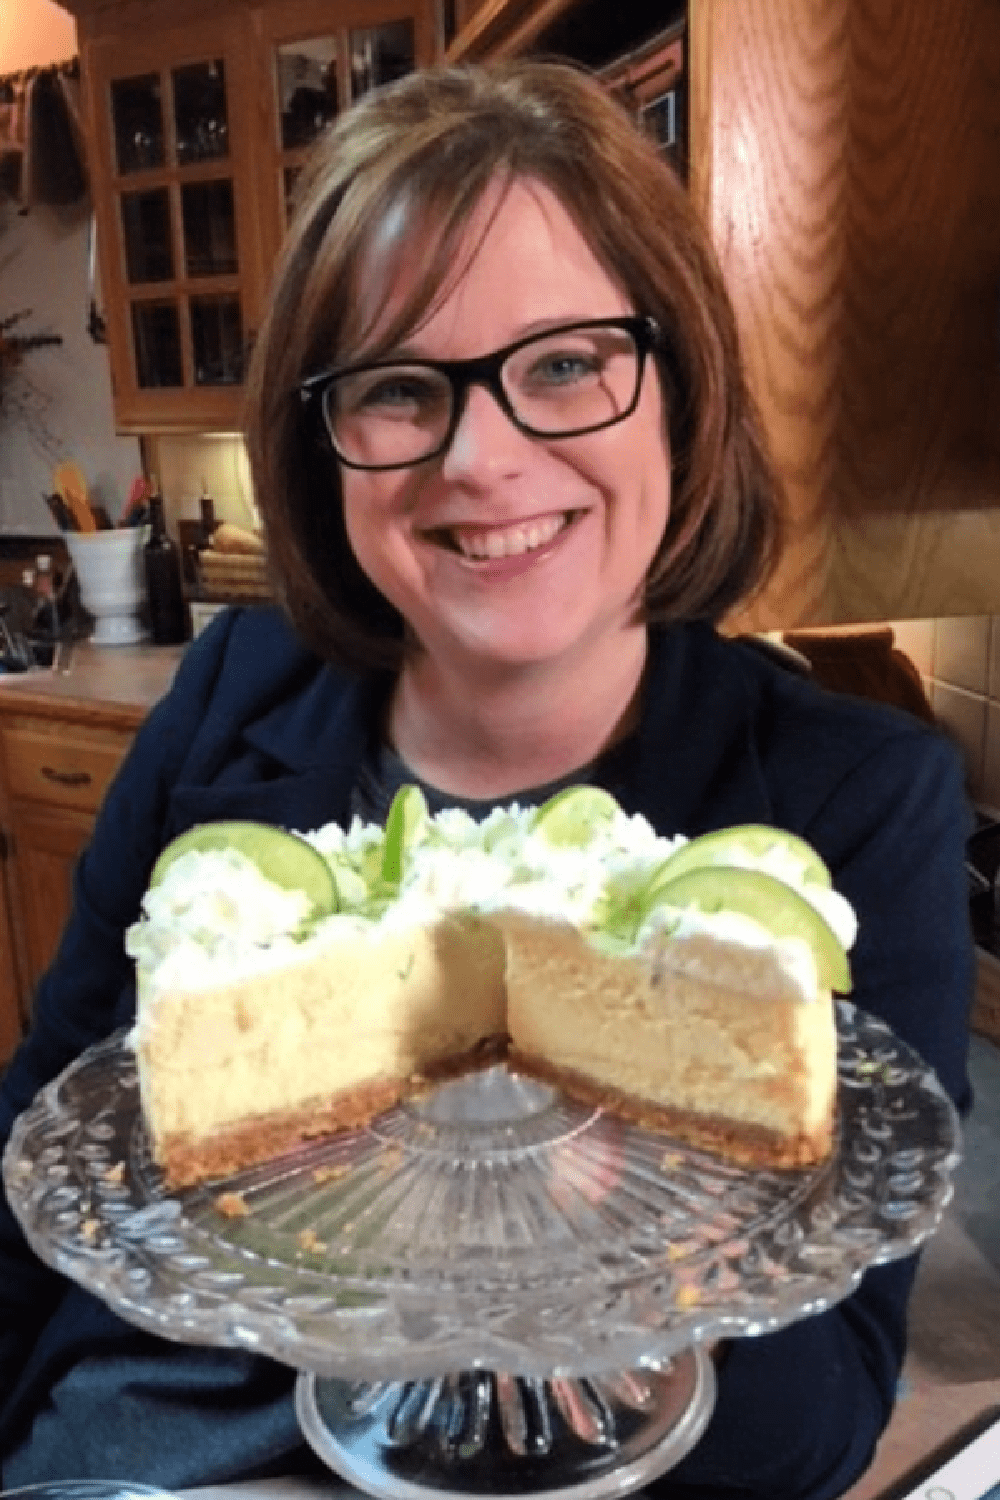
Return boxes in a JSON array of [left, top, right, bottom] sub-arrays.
[[53, 461, 96, 532], [119, 474, 149, 526], [42, 490, 77, 531]]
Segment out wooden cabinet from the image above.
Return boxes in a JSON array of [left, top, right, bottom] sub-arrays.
[[57, 0, 440, 435], [81, 11, 269, 434], [0, 647, 181, 1070], [448, 0, 1000, 628], [688, 0, 1000, 629]]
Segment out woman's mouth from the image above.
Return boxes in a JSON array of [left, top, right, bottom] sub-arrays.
[[431, 511, 578, 560]]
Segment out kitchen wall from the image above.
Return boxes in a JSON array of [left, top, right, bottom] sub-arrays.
[[0, 200, 141, 531], [146, 434, 260, 534], [895, 617, 1000, 817], [1, 0, 141, 532]]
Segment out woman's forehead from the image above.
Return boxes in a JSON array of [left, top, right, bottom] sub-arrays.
[[342, 175, 624, 358]]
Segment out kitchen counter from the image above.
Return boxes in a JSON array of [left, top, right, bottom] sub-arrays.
[[0, 639, 184, 726]]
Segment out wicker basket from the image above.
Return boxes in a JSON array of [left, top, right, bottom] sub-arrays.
[[197, 548, 272, 603]]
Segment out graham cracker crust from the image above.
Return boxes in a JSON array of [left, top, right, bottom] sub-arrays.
[[156, 1037, 508, 1189], [508, 1048, 835, 1170]]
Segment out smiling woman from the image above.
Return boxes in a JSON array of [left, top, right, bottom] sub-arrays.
[[0, 56, 975, 1500], [246, 61, 780, 798]]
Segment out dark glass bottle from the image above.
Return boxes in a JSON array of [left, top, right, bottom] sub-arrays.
[[144, 486, 189, 644], [198, 481, 217, 545]]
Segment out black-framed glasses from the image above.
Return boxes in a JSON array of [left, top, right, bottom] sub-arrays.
[[298, 315, 663, 472]]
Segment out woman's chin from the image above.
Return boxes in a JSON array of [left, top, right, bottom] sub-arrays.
[[422, 617, 607, 678]]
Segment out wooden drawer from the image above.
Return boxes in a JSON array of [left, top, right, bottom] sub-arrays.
[[0, 720, 132, 814]]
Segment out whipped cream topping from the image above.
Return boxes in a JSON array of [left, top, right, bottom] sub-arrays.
[[127, 804, 856, 999]]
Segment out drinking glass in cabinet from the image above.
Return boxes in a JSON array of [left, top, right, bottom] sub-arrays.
[[173, 59, 229, 164], [121, 187, 174, 282], [349, 21, 414, 99], [181, 180, 238, 277], [111, 73, 165, 173], [276, 40, 338, 150], [131, 300, 184, 387], [190, 294, 245, 386]]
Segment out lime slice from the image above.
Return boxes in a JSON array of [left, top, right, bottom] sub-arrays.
[[380, 784, 430, 887], [532, 786, 621, 847], [648, 865, 851, 992], [648, 824, 831, 892], [151, 820, 338, 916]]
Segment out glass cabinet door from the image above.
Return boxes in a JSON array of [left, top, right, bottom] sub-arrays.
[[110, 57, 245, 391], [93, 23, 261, 426], [83, 4, 434, 432], [265, 1, 433, 230]]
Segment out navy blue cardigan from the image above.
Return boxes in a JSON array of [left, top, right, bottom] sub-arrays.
[[0, 608, 974, 1496]]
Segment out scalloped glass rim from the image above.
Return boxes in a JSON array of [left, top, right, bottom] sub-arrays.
[[0, 1486, 174, 1499], [3, 1001, 961, 1379]]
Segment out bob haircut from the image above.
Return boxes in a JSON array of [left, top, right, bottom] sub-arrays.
[[245, 58, 784, 673]]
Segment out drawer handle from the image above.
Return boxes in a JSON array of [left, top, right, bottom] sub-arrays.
[[41, 766, 92, 788]]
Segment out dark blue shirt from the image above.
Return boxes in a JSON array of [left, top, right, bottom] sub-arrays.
[[0, 608, 974, 1496]]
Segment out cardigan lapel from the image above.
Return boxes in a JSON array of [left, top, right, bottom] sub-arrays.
[[165, 662, 391, 839], [630, 623, 776, 836]]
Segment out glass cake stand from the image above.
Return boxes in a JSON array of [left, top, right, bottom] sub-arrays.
[[4, 1002, 961, 1500]]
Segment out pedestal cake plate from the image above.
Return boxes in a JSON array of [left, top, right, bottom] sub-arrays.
[[4, 1002, 961, 1500]]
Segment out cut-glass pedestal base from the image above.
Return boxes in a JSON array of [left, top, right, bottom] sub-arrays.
[[295, 1347, 716, 1500]]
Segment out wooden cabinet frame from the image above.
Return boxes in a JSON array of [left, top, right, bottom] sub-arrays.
[[57, 0, 440, 436], [82, 9, 269, 433]]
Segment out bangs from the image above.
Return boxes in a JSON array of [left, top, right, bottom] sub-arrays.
[[298, 143, 522, 378]]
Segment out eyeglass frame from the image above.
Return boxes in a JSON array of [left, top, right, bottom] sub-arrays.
[[297, 314, 665, 472]]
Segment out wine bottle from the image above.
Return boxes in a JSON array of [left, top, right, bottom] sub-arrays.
[[198, 480, 218, 545], [144, 482, 189, 645]]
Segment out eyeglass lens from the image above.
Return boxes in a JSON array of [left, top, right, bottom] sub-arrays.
[[324, 322, 644, 469]]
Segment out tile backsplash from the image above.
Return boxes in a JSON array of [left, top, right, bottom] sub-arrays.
[[893, 616, 1000, 814], [145, 434, 260, 535]]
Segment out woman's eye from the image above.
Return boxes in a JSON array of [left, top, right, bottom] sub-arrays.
[[528, 352, 598, 387], [359, 375, 437, 410], [336, 369, 447, 417]]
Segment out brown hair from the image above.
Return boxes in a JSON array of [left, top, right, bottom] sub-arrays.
[[245, 59, 783, 672]]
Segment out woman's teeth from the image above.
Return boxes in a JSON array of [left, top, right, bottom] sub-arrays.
[[449, 512, 571, 559]]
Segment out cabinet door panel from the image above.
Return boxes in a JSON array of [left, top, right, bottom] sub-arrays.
[[9, 805, 93, 999], [690, 0, 1000, 626], [110, 71, 166, 173], [254, 0, 439, 264], [84, 13, 267, 432]]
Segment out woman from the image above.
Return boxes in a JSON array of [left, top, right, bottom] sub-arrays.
[[0, 61, 973, 1497]]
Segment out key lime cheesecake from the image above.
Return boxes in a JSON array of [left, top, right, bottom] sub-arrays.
[[127, 787, 856, 1187]]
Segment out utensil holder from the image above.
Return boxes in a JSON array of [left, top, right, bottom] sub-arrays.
[[65, 526, 150, 646]]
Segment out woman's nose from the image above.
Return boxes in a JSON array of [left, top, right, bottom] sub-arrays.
[[439, 381, 535, 482]]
